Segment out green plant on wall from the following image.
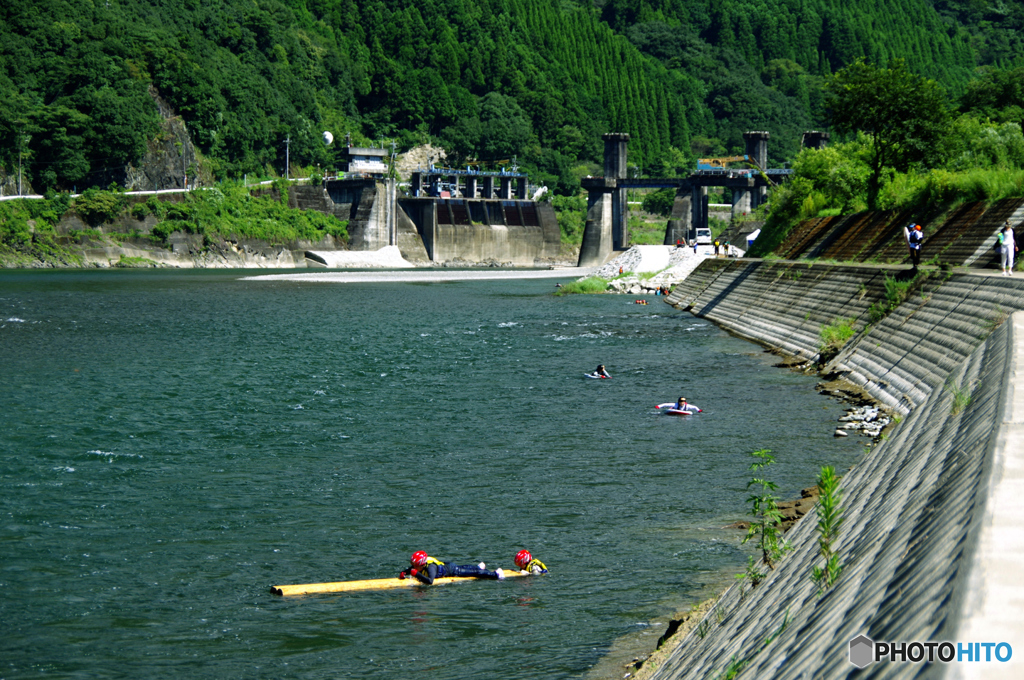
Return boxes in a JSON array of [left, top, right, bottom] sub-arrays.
[[868, 271, 927, 322], [740, 449, 789, 578], [946, 375, 974, 415], [810, 466, 843, 594], [981, 304, 1009, 333], [818, 317, 857, 364]]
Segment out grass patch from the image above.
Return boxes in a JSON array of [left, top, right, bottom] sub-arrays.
[[554, 277, 609, 296], [946, 376, 974, 416], [868, 271, 928, 322], [818, 317, 857, 363]]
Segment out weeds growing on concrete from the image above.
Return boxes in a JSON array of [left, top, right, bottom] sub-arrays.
[[810, 466, 843, 595], [740, 449, 789, 574], [868, 271, 926, 322], [719, 655, 748, 679], [713, 611, 790, 680], [946, 376, 974, 415], [818, 317, 857, 363], [981, 304, 1009, 333]]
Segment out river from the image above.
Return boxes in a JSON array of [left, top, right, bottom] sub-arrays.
[[0, 269, 864, 678]]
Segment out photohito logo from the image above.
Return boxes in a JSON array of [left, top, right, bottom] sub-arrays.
[[849, 635, 1012, 668]]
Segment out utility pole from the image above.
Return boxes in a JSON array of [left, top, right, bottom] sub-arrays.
[[18, 134, 23, 196], [285, 136, 290, 181]]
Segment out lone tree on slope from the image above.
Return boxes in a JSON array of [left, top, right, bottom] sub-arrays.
[[824, 58, 950, 209]]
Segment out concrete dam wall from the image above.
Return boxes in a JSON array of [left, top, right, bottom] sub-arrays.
[[651, 260, 1023, 678]]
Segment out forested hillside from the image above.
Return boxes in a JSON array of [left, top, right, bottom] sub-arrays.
[[0, 0, 1021, 196]]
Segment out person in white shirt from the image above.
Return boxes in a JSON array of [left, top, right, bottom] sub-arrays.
[[999, 221, 1017, 276]]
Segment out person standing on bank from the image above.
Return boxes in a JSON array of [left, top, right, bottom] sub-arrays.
[[999, 221, 1017, 276], [905, 223, 923, 269]]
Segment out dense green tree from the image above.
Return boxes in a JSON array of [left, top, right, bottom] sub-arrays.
[[824, 59, 950, 208], [958, 65, 1024, 127]]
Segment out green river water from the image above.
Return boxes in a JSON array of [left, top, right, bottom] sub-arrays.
[[0, 270, 864, 678]]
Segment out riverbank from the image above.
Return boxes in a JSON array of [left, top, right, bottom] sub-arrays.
[[644, 258, 1024, 679], [563, 245, 747, 296]]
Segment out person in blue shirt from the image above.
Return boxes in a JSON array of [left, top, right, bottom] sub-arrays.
[[905, 223, 923, 269]]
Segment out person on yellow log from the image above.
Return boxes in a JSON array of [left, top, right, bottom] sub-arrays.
[[514, 549, 548, 574], [398, 550, 505, 585]]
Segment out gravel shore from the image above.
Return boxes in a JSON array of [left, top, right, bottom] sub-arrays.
[[242, 267, 598, 283]]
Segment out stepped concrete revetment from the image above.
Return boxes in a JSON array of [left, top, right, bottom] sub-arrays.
[[654, 259, 1024, 679]]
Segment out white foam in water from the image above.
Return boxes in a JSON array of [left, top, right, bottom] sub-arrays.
[[86, 450, 143, 459], [497, 322, 519, 328], [6, 317, 25, 322]]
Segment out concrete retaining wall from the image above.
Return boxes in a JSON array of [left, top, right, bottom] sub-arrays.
[[654, 259, 1024, 679]]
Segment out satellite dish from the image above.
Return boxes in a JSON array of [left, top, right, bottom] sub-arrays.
[[323, 131, 334, 146]]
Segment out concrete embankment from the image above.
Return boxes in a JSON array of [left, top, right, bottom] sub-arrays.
[[647, 259, 1023, 679]]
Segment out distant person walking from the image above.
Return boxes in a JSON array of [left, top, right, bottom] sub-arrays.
[[999, 221, 1017, 276], [904, 223, 923, 269]]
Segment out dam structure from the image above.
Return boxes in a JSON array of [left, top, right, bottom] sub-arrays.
[[291, 163, 560, 266], [577, 132, 801, 267], [647, 258, 1024, 678]]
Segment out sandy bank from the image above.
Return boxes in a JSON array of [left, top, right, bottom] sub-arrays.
[[241, 267, 598, 283]]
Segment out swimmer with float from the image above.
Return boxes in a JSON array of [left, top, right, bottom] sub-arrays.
[[655, 396, 702, 415], [399, 551, 505, 585]]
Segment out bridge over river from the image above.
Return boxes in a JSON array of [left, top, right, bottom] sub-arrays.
[[576, 131, 828, 267]]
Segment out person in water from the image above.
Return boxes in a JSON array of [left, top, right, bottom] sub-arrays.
[[514, 549, 548, 574], [655, 397, 702, 413], [399, 551, 504, 585], [593, 364, 612, 378]]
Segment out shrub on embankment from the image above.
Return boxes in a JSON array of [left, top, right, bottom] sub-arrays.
[[0, 184, 348, 266]]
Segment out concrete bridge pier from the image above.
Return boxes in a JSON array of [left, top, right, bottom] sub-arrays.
[[578, 179, 615, 266], [731, 188, 752, 218], [664, 190, 693, 245], [516, 177, 528, 199], [577, 133, 630, 266], [802, 130, 830, 150], [465, 176, 477, 198], [481, 176, 494, 199], [692, 185, 708, 234], [744, 131, 769, 209], [499, 177, 513, 199]]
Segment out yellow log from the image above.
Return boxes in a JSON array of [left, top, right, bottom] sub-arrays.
[[271, 569, 530, 596]]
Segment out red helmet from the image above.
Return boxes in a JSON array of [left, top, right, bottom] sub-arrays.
[[515, 549, 532, 570], [410, 550, 428, 568]]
